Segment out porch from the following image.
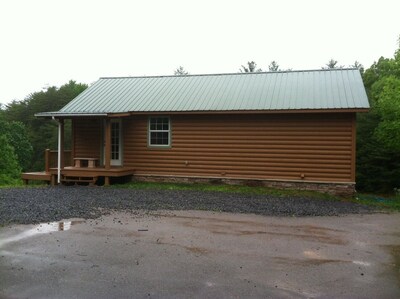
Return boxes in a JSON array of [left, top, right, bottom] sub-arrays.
[[22, 149, 134, 185], [21, 117, 133, 185]]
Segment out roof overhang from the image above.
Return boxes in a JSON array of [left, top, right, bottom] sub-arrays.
[[36, 108, 369, 119], [35, 112, 108, 118], [108, 108, 370, 117]]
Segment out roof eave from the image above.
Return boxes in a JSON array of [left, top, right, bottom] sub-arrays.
[[35, 107, 369, 119], [35, 112, 108, 118], [109, 108, 370, 117]]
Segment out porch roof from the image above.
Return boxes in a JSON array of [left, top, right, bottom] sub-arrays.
[[36, 69, 369, 117]]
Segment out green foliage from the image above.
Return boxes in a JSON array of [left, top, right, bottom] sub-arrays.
[[363, 51, 400, 92], [240, 61, 284, 72], [351, 61, 364, 74], [0, 135, 21, 185], [354, 193, 400, 212], [240, 61, 262, 73], [3, 80, 87, 170], [357, 42, 400, 193], [111, 181, 337, 200], [112, 182, 400, 211], [322, 59, 344, 69], [0, 118, 33, 171], [174, 66, 189, 75], [373, 76, 400, 151], [268, 61, 280, 71]]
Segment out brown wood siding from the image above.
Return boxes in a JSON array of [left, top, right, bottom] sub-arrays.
[[123, 113, 356, 183], [73, 119, 102, 159]]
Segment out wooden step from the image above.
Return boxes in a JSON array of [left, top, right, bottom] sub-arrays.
[[62, 176, 98, 184]]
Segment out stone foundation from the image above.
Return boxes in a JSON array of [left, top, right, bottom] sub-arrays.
[[132, 175, 356, 197]]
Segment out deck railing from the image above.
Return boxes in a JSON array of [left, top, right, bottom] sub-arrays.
[[45, 149, 72, 172]]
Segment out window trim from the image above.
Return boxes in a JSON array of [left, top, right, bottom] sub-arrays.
[[148, 116, 171, 148]]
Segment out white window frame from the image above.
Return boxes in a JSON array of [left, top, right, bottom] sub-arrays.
[[148, 116, 171, 148]]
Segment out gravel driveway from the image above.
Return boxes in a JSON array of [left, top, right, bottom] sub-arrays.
[[0, 186, 375, 225]]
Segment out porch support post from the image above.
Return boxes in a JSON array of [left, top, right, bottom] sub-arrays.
[[45, 149, 50, 173], [60, 119, 65, 169], [57, 119, 65, 184], [105, 118, 111, 170]]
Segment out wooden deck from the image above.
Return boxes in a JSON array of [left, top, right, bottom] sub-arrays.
[[21, 149, 135, 186], [22, 167, 135, 186], [21, 172, 53, 184]]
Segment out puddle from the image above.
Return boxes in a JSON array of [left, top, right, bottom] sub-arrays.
[[302, 250, 371, 267], [274, 256, 348, 266], [303, 250, 323, 259], [352, 260, 371, 266], [0, 220, 84, 248]]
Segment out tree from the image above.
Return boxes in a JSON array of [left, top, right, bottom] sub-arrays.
[[174, 66, 189, 75], [268, 61, 280, 71], [356, 40, 400, 193], [3, 80, 88, 171], [322, 59, 344, 69], [0, 119, 33, 171], [373, 76, 400, 151], [351, 61, 364, 74], [0, 135, 21, 185], [239, 61, 262, 73]]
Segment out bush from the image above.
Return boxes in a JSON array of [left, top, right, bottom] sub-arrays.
[[0, 120, 33, 171], [0, 135, 21, 185]]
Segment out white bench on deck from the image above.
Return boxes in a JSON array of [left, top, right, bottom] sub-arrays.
[[73, 157, 99, 168]]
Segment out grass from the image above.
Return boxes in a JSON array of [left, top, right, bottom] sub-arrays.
[[3, 179, 399, 211], [353, 193, 400, 211], [0, 181, 23, 189], [111, 181, 400, 211], [111, 181, 338, 200], [0, 179, 47, 189]]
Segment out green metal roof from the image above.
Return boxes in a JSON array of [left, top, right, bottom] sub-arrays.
[[38, 69, 369, 116]]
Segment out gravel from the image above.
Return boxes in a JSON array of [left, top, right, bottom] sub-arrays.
[[0, 186, 375, 225]]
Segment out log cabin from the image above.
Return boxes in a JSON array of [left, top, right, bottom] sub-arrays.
[[23, 69, 369, 195]]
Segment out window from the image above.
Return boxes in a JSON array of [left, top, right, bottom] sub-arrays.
[[148, 117, 171, 147]]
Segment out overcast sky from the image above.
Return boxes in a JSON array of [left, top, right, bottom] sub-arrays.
[[0, 0, 399, 105]]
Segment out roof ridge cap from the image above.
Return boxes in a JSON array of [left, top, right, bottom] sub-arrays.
[[99, 68, 358, 80]]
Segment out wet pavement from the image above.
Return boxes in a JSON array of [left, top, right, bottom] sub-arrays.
[[1, 211, 399, 298]]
